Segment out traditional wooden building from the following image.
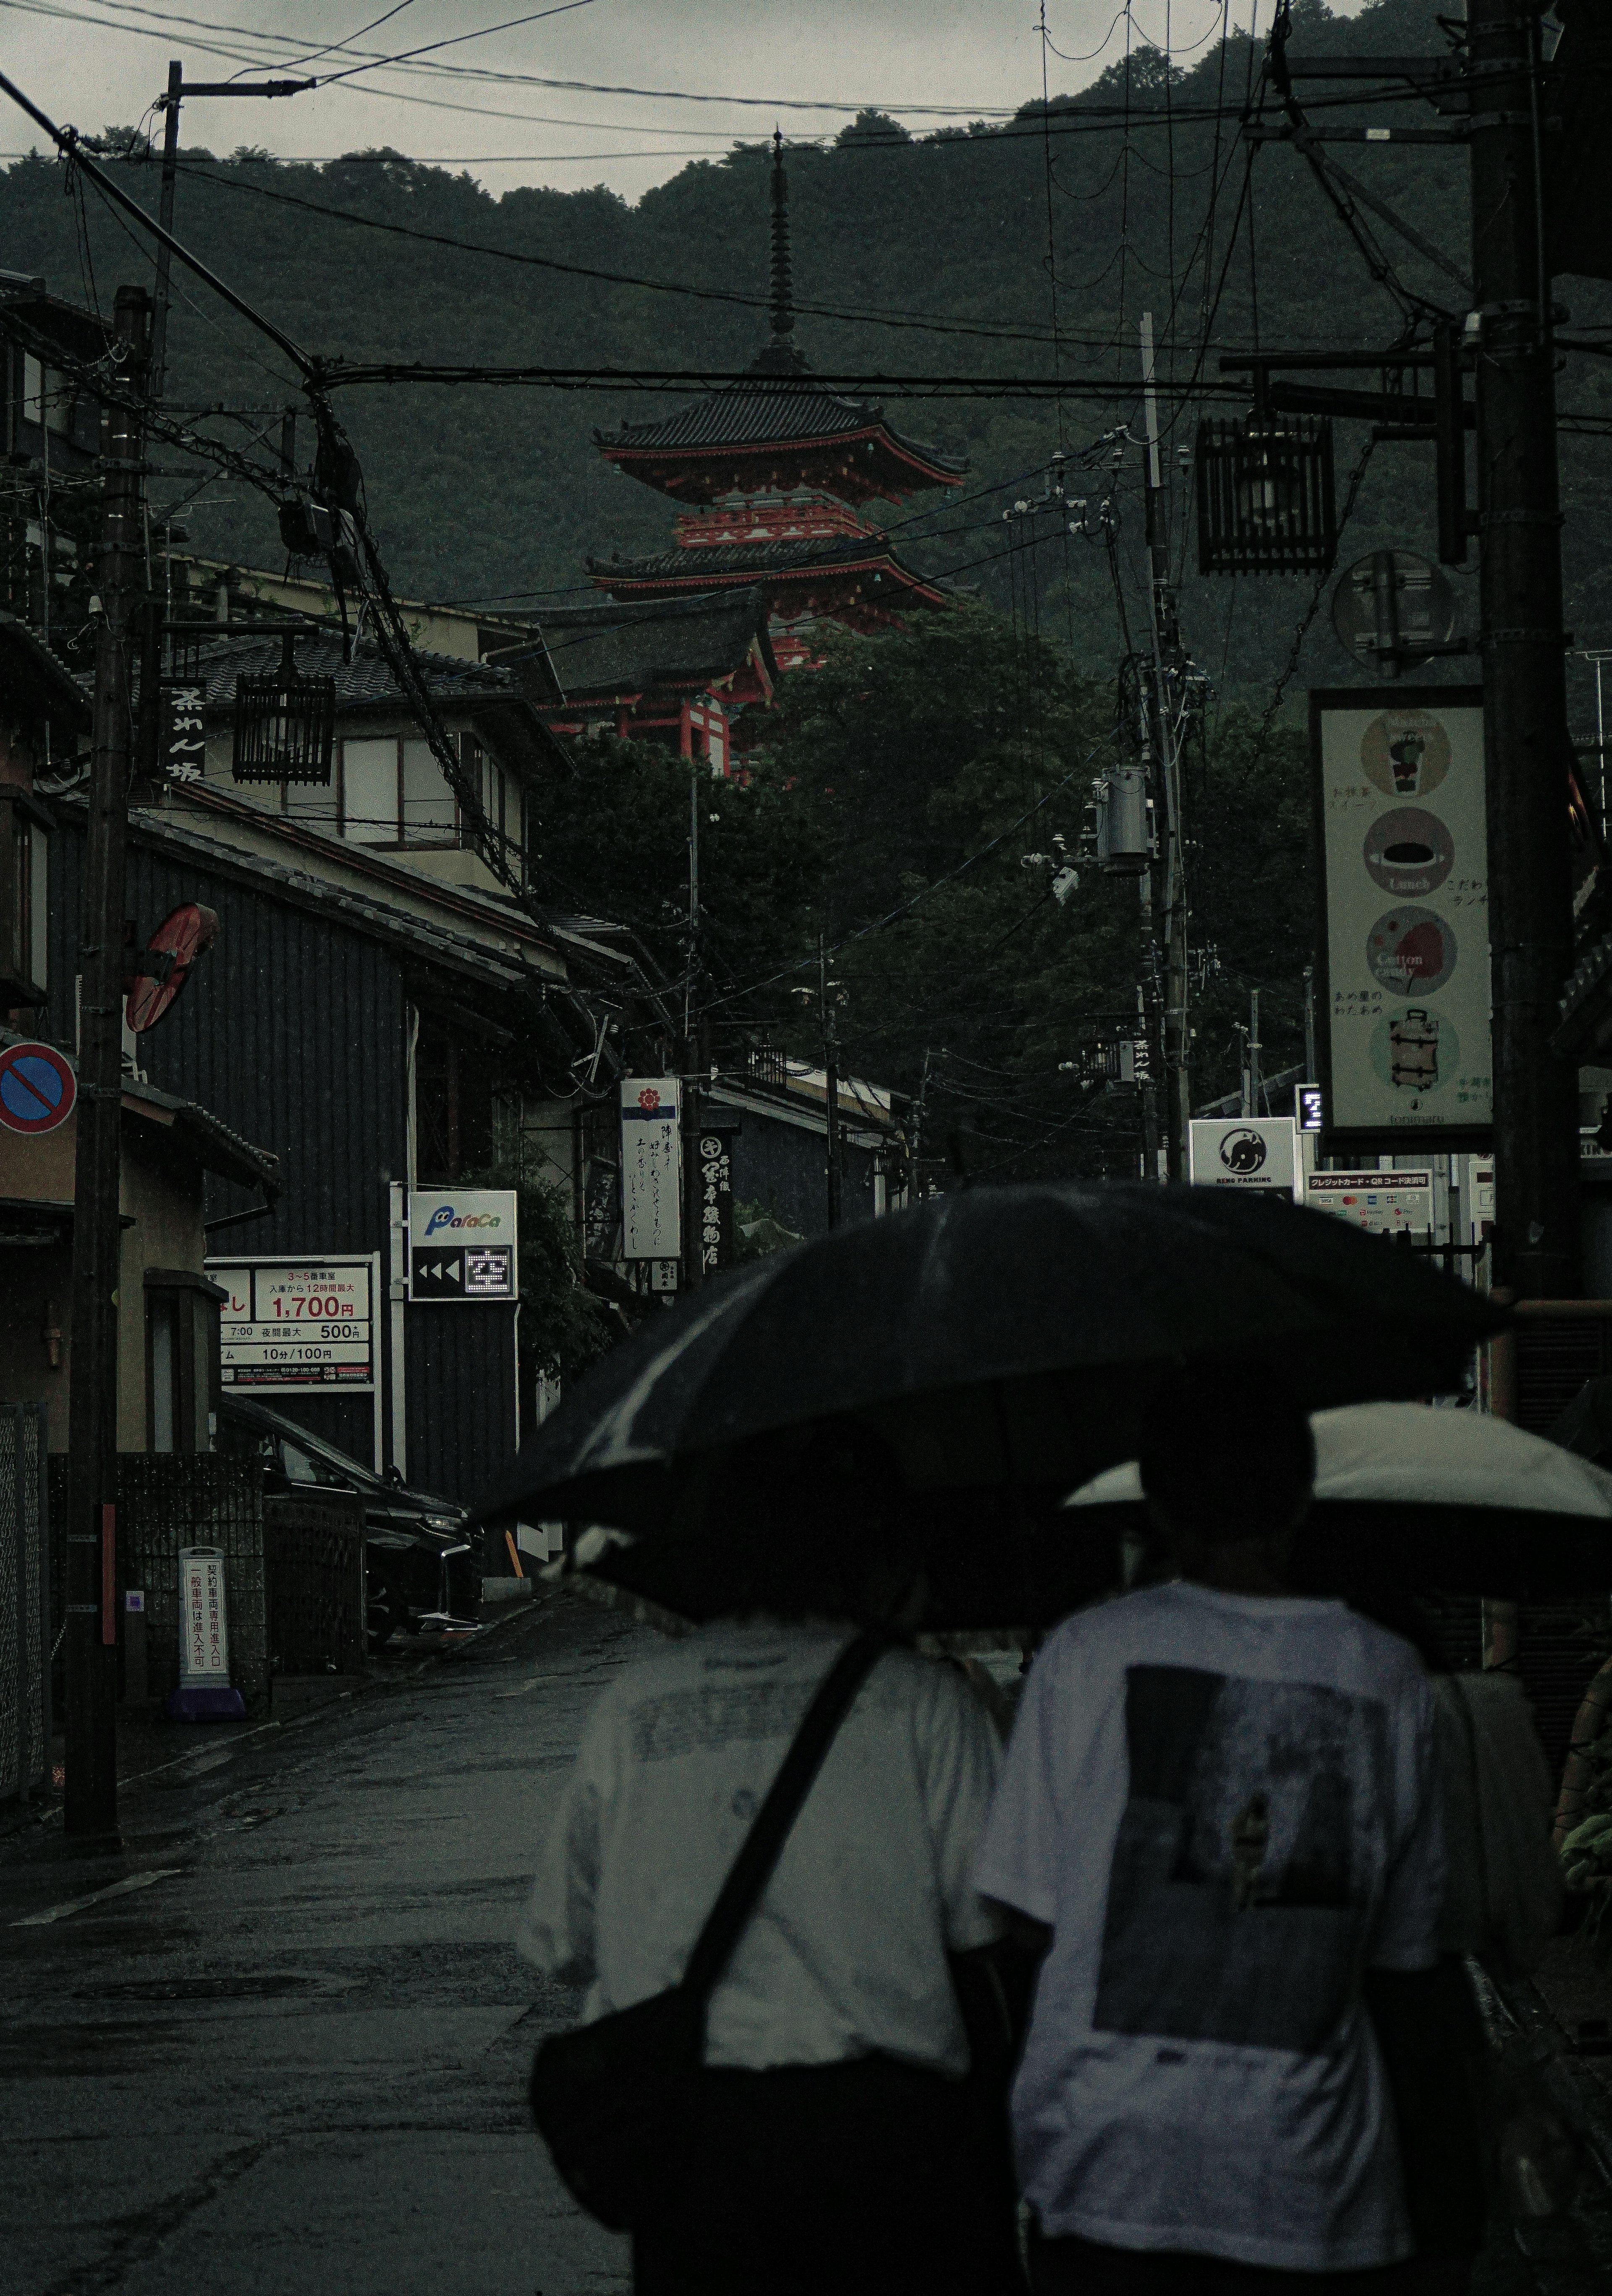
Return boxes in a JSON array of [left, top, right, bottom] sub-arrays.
[[489, 588, 777, 773], [589, 138, 967, 672]]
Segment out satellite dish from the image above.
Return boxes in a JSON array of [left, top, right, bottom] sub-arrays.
[[125, 903, 220, 1035], [1331, 549, 1458, 677]]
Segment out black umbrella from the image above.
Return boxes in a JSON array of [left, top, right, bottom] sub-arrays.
[[474, 1182, 1505, 1549]]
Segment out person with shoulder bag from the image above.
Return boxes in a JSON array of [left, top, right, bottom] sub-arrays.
[[516, 1423, 1027, 2296]]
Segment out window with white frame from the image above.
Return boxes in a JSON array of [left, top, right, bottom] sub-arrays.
[[310, 730, 515, 854]]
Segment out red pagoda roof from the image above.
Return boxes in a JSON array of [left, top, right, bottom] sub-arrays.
[[588, 534, 960, 626], [595, 379, 966, 507], [594, 134, 967, 509]]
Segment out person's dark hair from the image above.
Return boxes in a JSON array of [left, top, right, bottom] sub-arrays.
[[1138, 1363, 1315, 1547], [697, 1418, 921, 1625]]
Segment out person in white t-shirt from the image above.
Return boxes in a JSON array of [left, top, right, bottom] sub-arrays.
[[977, 1366, 1452, 2295], [518, 1421, 1019, 2296]]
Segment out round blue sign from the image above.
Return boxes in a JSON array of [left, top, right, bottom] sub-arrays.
[[0, 1042, 76, 1133]]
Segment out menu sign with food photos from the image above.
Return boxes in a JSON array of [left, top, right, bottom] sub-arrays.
[[1312, 688, 1490, 1147]]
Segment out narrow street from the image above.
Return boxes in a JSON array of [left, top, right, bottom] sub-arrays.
[[0, 1592, 649, 2296], [5, 1584, 1612, 2296]]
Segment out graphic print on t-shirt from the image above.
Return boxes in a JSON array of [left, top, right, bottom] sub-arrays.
[[1093, 1664, 1389, 2053]]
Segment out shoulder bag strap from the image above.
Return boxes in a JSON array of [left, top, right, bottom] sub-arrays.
[[679, 1629, 891, 2006]]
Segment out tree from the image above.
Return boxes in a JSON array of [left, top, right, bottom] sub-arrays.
[[527, 731, 828, 1023]]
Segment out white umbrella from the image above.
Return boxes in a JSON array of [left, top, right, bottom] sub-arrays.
[[1065, 1403, 1612, 1595], [1070, 1403, 1612, 1517]]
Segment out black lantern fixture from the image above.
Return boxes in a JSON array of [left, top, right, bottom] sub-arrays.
[[1194, 415, 1337, 576], [232, 630, 336, 784]]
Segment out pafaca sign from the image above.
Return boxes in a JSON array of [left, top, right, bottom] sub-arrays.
[[407, 1190, 518, 1302]]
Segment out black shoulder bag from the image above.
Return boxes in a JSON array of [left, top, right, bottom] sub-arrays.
[[529, 1630, 890, 2233]]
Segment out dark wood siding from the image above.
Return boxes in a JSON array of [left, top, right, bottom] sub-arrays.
[[48, 818, 518, 1502], [406, 1302, 519, 1509]]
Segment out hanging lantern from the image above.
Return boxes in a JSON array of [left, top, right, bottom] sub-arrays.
[[1195, 415, 1337, 576], [232, 633, 336, 784]]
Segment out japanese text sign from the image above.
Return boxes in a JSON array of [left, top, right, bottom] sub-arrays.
[[697, 1128, 736, 1274], [178, 1546, 230, 1684], [210, 1255, 377, 1389], [621, 1078, 681, 1260]]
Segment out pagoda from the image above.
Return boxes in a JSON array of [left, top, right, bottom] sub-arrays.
[[588, 134, 967, 671]]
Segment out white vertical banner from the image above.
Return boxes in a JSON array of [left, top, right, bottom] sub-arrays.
[[178, 1546, 231, 1685], [1314, 689, 1490, 1145], [620, 1077, 682, 1260]]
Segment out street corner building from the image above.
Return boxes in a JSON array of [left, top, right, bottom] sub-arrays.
[[30, 607, 681, 1529]]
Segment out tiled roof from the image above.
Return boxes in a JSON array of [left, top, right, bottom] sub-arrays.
[[512, 589, 775, 702], [183, 629, 521, 710], [589, 536, 962, 594], [595, 383, 966, 481]]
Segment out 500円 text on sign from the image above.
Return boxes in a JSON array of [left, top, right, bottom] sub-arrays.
[[208, 1256, 378, 1390]]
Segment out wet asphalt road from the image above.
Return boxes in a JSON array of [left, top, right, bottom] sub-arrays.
[[7, 1590, 1612, 2296], [0, 1589, 649, 2296]]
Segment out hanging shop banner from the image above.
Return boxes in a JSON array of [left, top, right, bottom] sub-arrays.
[[1304, 1168, 1435, 1236], [1312, 687, 1489, 1147], [1188, 1117, 1299, 1196], [162, 682, 207, 784], [178, 1546, 231, 1683], [209, 1254, 378, 1390], [621, 1077, 681, 1261], [407, 1188, 518, 1302], [697, 1127, 738, 1275]]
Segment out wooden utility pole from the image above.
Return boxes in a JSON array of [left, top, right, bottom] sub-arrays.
[[1470, 0, 1580, 1297], [682, 754, 704, 1289], [1140, 314, 1192, 1176], [819, 934, 842, 1229], [64, 283, 149, 1837]]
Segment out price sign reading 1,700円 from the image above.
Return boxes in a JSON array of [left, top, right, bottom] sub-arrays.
[[208, 1256, 377, 1391]]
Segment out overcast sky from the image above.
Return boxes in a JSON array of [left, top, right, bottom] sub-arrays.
[[0, 0, 1298, 201]]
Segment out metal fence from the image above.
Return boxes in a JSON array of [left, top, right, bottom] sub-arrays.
[[49, 1453, 269, 1715], [0, 1404, 50, 1803]]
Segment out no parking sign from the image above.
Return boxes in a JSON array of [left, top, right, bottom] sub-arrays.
[[0, 1042, 76, 1134]]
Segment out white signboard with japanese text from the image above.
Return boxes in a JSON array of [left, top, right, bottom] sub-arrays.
[[1304, 1169, 1436, 1236], [1314, 689, 1490, 1145], [621, 1077, 681, 1260], [209, 1254, 378, 1390], [178, 1546, 231, 1683], [1188, 1117, 1299, 1196], [407, 1188, 518, 1302]]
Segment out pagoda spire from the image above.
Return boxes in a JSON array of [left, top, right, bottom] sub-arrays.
[[752, 128, 807, 377], [769, 128, 793, 345]]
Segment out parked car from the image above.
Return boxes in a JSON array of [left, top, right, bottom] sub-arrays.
[[215, 1395, 480, 1647]]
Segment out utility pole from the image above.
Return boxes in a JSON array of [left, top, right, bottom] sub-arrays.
[[1248, 987, 1263, 1116], [819, 933, 842, 1229], [1140, 313, 1192, 1178], [683, 753, 703, 1290], [1469, 0, 1580, 1298], [1303, 964, 1317, 1087], [1136, 978, 1162, 1177], [64, 283, 149, 1838], [148, 62, 316, 409]]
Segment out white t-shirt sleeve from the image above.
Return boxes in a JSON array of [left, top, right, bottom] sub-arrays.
[[515, 1695, 611, 1983], [1364, 1670, 1445, 1972], [973, 1638, 1064, 1926], [917, 1659, 1007, 1950]]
